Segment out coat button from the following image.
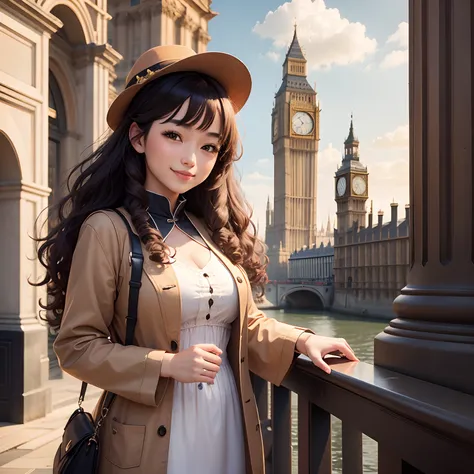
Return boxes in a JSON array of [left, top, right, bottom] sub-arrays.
[[237, 276, 243, 283], [171, 340, 178, 351], [240, 357, 245, 363], [157, 425, 167, 437]]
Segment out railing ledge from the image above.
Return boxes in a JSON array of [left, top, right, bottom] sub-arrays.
[[281, 356, 474, 445]]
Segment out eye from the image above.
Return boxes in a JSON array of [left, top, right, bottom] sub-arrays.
[[163, 131, 182, 142], [202, 144, 219, 154]]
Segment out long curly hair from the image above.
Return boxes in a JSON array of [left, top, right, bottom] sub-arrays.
[[33, 71, 268, 330]]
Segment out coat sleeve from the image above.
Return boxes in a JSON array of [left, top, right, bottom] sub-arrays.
[[244, 274, 314, 386], [53, 212, 166, 407]]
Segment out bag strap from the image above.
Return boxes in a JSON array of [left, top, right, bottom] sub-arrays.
[[78, 209, 144, 409]]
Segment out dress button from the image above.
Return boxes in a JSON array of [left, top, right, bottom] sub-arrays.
[[170, 340, 178, 351], [198, 383, 203, 390], [157, 425, 167, 437], [206, 314, 210, 320], [237, 277, 243, 283], [203, 273, 209, 278], [208, 298, 214, 307]]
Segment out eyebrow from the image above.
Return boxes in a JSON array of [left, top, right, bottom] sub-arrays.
[[167, 119, 221, 139]]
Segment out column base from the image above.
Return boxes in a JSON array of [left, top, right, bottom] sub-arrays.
[[374, 320, 474, 396], [0, 324, 52, 423]]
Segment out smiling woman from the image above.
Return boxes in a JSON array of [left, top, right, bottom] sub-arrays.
[[32, 45, 358, 474]]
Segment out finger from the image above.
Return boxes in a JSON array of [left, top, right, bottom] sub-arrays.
[[202, 352, 222, 366], [199, 368, 217, 384], [196, 344, 223, 355], [337, 342, 358, 361], [200, 361, 220, 374], [311, 354, 331, 374]]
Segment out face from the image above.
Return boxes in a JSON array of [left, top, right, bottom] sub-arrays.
[[129, 98, 222, 206]]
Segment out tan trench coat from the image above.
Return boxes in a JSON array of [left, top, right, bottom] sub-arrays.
[[54, 209, 309, 474]]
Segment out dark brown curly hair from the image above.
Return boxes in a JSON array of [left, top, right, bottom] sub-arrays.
[[33, 71, 268, 330]]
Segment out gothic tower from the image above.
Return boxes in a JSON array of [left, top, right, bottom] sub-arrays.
[[335, 117, 369, 234], [266, 26, 320, 280]]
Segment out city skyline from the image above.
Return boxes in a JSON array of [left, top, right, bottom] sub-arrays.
[[209, 0, 409, 240]]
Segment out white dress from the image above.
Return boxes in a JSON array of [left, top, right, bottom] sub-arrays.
[[166, 251, 246, 474]]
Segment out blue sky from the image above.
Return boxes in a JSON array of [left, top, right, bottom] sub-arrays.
[[208, 0, 409, 237]]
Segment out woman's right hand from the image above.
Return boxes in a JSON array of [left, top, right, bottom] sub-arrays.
[[160, 344, 222, 384]]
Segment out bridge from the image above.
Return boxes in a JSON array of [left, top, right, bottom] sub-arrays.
[[263, 279, 333, 310]]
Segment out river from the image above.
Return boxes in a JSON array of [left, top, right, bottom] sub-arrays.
[[268, 308, 388, 474]]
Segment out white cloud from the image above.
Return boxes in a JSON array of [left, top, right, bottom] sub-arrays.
[[246, 171, 273, 181], [380, 49, 408, 69], [373, 124, 409, 148], [387, 22, 408, 49], [381, 22, 408, 69], [253, 0, 377, 69], [265, 51, 281, 62]]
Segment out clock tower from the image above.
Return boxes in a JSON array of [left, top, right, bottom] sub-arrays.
[[265, 25, 320, 280], [335, 117, 369, 234]]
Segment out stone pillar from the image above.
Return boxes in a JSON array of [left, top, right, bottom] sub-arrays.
[[73, 44, 122, 149], [375, 0, 474, 395]]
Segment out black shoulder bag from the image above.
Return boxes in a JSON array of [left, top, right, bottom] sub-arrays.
[[53, 210, 144, 474]]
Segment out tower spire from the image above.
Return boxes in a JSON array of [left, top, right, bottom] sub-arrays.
[[286, 21, 306, 61], [343, 113, 360, 161]]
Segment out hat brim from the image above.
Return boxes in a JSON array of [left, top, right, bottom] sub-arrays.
[[107, 51, 252, 130]]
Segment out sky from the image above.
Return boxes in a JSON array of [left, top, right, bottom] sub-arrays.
[[207, 0, 409, 238]]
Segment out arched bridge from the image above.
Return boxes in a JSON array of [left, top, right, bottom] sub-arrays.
[[263, 279, 333, 311]]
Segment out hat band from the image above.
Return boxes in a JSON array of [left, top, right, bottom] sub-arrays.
[[126, 59, 178, 88]]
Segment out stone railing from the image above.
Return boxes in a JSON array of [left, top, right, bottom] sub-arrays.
[[252, 357, 474, 474]]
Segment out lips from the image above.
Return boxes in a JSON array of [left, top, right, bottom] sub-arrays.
[[172, 169, 195, 180]]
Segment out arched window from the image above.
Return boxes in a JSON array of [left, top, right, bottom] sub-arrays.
[[48, 71, 67, 210]]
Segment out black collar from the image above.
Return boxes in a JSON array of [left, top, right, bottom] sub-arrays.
[[146, 191, 187, 222], [146, 190, 207, 247]]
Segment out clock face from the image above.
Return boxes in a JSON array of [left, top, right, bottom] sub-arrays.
[[352, 175, 367, 195], [292, 111, 314, 136], [337, 177, 347, 196]]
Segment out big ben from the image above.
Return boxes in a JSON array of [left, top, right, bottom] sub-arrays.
[[335, 117, 369, 234], [266, 26, 320, 280]]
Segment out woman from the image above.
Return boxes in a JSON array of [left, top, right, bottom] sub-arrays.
[[35, 45, 358, 474]]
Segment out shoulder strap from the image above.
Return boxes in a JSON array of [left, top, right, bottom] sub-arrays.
[[78, 209, 144, 408]]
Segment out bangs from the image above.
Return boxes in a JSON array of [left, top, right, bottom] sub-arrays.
[[135, 72, 236, 146]]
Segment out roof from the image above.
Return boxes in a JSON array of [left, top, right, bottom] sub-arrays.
[[285, 26, 306, 61]]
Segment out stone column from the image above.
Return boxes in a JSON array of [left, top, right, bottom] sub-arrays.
[[374, 0, 474, 395], [73, 44, 122, 151]]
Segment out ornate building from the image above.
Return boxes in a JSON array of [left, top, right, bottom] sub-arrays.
[[0, 0, 215, 423], [333, 119, 410, 318], [265, 26, 321, 281], [108, 0, 216, 91]]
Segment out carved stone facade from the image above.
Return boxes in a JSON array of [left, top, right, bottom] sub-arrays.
[[108, 0, 216, 91], [0, 0, 215, 423], [265, 27, 321, 281]]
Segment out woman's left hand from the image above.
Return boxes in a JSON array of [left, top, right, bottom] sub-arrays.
[[296, 333, 359, 374]]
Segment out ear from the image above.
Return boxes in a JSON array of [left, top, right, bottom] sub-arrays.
[[129, 122, 146, 153]]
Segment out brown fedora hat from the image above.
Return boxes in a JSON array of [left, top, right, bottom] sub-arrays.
[[107, 45, 252, 130]]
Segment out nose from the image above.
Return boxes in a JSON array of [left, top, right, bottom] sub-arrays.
[[181, 149, 197, 167]]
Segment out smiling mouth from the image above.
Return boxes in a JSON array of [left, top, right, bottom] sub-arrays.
[[172, 169, 195, 179]]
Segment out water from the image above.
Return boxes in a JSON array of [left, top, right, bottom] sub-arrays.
[[267, 308, 388, 474]]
